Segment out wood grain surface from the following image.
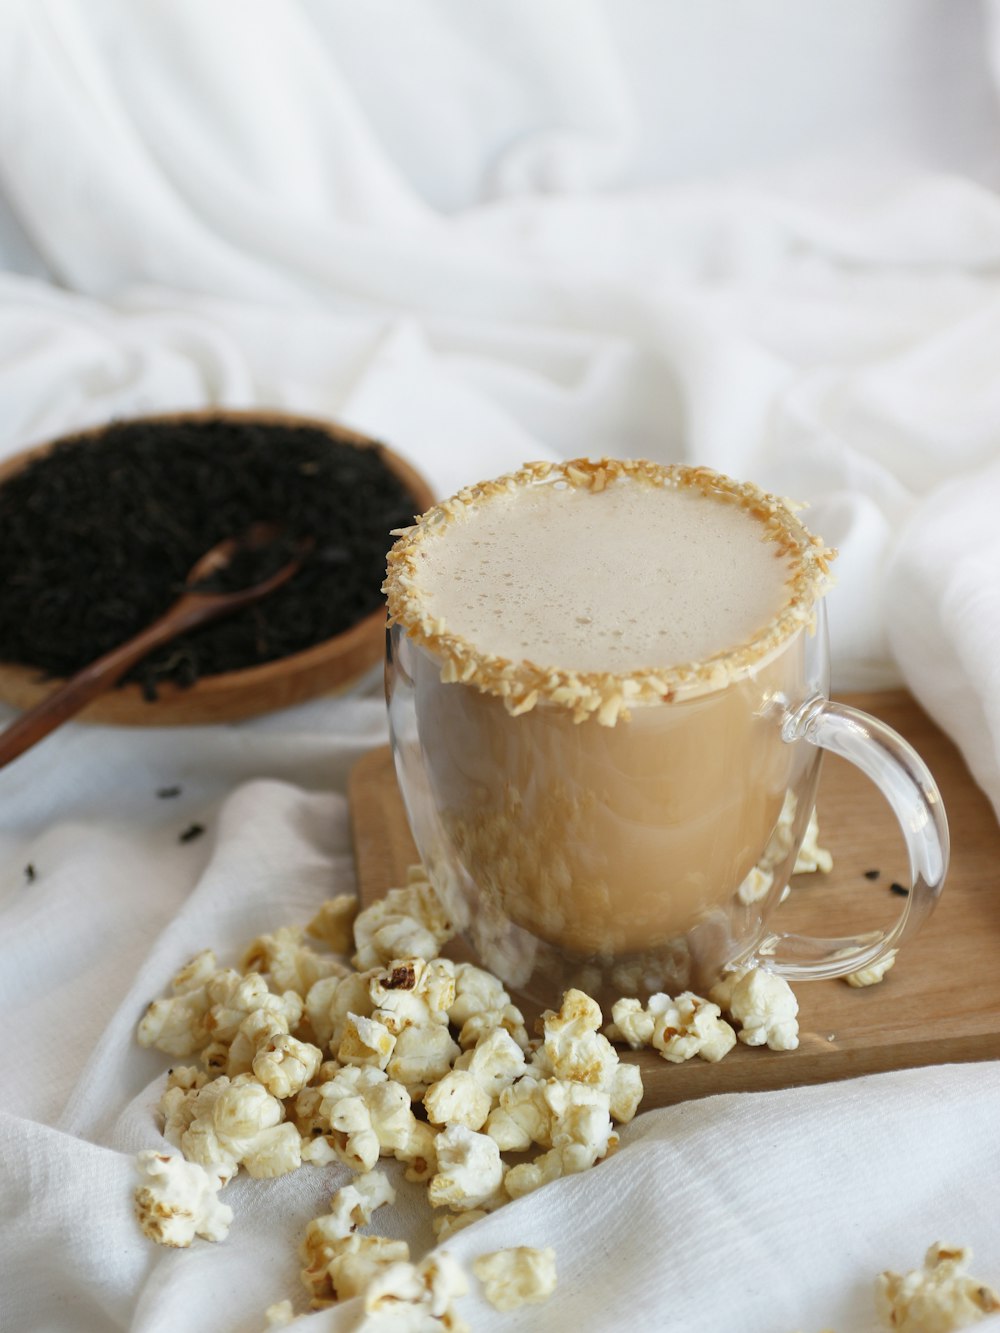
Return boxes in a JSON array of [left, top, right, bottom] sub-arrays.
[[349, 691, 1000, 1108], [0, 409, 434, 726]]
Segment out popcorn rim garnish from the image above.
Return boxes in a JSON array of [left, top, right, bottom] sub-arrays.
[[383, 458, 835, 723]]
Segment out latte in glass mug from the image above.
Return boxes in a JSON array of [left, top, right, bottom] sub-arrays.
[[384, 460, 947, 1000]]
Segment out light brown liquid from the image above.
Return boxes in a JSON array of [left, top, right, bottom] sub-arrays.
[[407, 473, 814, 968]]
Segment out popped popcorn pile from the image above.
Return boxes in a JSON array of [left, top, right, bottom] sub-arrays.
[[133, 867, 580, 1325], [133, 844, 894, 1326]]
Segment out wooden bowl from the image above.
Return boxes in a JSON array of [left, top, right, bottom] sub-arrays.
[[0, 409, 434, 725]]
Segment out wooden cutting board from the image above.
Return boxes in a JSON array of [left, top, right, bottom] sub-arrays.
[[348, 691, 1000, 1109]]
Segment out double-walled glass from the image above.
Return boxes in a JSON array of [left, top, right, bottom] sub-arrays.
[[386, 603, 948, 1005]]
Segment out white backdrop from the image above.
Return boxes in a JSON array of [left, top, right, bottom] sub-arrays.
[[2, 3, 1000, 1330]]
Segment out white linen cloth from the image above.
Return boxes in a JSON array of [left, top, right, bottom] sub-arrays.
[[2, 3, 1000, 1329]]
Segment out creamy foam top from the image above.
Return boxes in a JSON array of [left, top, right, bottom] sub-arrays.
[[413, 476, 796, 673]]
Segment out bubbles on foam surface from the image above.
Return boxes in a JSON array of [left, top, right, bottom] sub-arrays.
[[416, 476, 796, 673]]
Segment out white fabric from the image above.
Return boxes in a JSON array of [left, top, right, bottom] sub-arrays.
[[3, 2, 1000, 1329]]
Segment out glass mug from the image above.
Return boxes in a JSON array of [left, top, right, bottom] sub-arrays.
[[384, 461, 949, 1004]]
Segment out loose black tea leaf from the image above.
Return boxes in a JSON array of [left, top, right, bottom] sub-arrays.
[[24, 863, 36, 883], [157, 786, 182, 799], [178, 823, 205, 844], [0, 417, 419, 694], [863, 868, 880, 881], [890, 881, 909, 897]]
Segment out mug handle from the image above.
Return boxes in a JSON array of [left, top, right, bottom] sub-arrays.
[[752, 695, 950, 981]]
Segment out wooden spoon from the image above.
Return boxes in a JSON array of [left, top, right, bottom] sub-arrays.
[[0, 525, 308, 768]]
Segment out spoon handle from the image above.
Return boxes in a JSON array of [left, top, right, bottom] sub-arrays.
[[0, 600, 224, 769]]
